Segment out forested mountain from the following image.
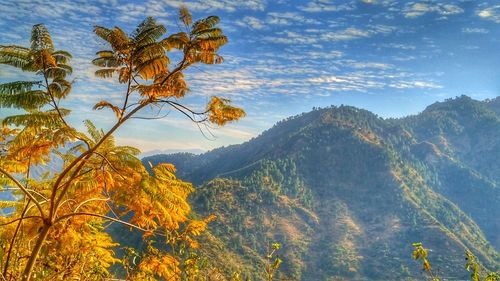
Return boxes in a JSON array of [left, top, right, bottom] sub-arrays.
[[143, 96, 500, 280]]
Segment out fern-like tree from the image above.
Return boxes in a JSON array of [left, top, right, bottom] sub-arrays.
[[0, 7, 244, 281]]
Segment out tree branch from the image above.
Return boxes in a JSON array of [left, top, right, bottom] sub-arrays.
[[73, 197, 110, 213], [50, 102, 149, 221], [0, 216, 43, 227], [0, 167, 45, 218], [54, 212, 166, 237]]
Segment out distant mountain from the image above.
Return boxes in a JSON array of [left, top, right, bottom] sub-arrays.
[[139, 148, 205, 158], [143, 95, 500, 280]]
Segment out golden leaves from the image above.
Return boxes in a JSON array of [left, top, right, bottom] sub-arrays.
[[139, 254, 181, 280], [186, 214, 216, 237], [93, 101, 122, 119], [161, 32, 189, 50], [180, 6, 193, 26], [207, 96, 246, 126], [137, 57, 167, 80]]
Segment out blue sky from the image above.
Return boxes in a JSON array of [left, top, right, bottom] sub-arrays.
[[1, 0, 500, 154]]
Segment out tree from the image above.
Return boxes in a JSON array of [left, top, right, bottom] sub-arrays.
[[0, 7, 244, 280], [412, 242, 499, 281]]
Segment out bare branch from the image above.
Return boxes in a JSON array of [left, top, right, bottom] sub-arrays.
[[54, 212, 166, 237], [0, 167, 46, 218], [73, 197, 110, 213], [0, 216, 43, 227], [92, 151, 126, 180]]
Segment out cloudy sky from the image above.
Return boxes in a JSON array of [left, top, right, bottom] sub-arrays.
[[1, 0, 500, 154]]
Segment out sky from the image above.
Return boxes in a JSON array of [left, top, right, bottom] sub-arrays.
[[1, 0, 500, 154]]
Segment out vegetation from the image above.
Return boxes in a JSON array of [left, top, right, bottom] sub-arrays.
[[412, 242, 499, 281], [1, 5, 500, 281], [147, 97, 500, 280], [0, 7, 244, 280]]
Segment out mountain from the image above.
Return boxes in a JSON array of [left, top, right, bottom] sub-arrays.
[[143, 95, 500, 281]]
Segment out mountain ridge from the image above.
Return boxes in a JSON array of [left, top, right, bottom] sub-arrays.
[[144, 95, 500, 280]]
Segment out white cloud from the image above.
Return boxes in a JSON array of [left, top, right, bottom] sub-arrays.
[[321, 25, 394, 41], [389, 80, 442, 89], [267, 12, 321, 25], [343, 61, 394, 70], [462, 27, 489, 34], [235, 16, 265, 30], [162, 0, 266, 12], [403, 2, 463, 18], [477, 5, 500, 23], [299, 0, 356, 13]]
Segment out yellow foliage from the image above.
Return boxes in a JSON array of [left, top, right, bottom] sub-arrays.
[[207, 96, 246, 126], [139, 254, 181, 280], [0, 7, 241, 281]]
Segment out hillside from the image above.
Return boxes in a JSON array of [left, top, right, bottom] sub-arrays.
[[143, 96, 500, 280]]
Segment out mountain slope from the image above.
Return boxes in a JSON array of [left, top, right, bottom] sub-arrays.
[[144, 96, 500, 280]]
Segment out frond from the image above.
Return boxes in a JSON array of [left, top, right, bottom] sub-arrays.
[[31, 24, 54, 52], [48, 78, 72, 99], [0, 90, 48, 110], [132, 17, 166, 47], [192, 16, 221, 34], [44, 63, 72, 78], [83, 120, 104, 143], [196, 27, 225, 39], [160, 32, 189, 50], [133, 42, 166, 63], [206, 96, 245, 125], [146, 71, 188, 98], [113, 145, 141, 156], [2, 110, 68, 127], [92, 56, 120, 68], [94, 26, 113, 43], [0, 45, 30, 68], [0, 81, 42, 94], [0, 81, 47, 110], [52, 50, 72, 64], [136, 57, 167, 80], [95, 68, 116, 79], [51, 50, 72, 58], [93, 101, 122, 119], [95, 26, 130, 52], [189, 52, 224, 64], [118, 67, 131, 83], [0, 200, 19, 209], [179, 6, 192, 26], [95, 50, 115, 58]]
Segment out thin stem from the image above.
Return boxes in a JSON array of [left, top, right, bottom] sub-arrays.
[[73, 198, 110, 213], [54, 212, 165, 236], [119, 65, 133, 121], [0, 167, 45, 218], [51, 102, 149, 219], [3, 159, 32, 277], [0, 216, 43, 227]]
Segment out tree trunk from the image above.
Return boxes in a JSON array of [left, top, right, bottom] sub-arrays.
[[21, 224, 50, 281]]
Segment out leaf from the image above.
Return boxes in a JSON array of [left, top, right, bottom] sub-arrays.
[[206, 96, 245, 125], [0, 90, 48, 110], [423, 260, 431, 271], [161, 32, 189, 50], [93, 101, 122, 119], [30, 24, 54, 52], [95, 68, 116, 79], [0, 200, 19, 209], [179, 6, 192, 26], [192, 16, 221, 34]]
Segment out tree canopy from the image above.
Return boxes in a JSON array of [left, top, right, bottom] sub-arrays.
[[0, 7, 244, 281]]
